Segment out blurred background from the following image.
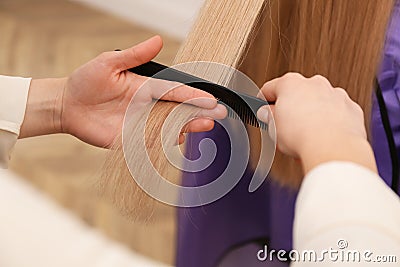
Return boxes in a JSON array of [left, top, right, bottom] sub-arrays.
[[0, 0, 203, 266]]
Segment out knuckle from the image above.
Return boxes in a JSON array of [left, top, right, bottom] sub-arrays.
[[353, 102, 364, 114], [312, 74, 327, 81], [190, 88, 198, 100], [129, 48, 142, 64], [166, 87, 176, 100], [335, 87, 348, 96], [283, 72, 303, 80], [311, 74, 331, 85], [260, 83, 270, 93], [190, 85, 201, 99], [280, 73, 303, 88]]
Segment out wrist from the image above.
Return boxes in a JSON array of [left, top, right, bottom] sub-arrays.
[[19, 78, 67, 138], [299, 134, 377, 174]]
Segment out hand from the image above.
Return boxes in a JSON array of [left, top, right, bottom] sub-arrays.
[[20, 36, 227, 147], [257, 73, 376, 173], [63, 36, 227, 147]]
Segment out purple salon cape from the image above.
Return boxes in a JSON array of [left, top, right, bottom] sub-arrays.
[[177, 2, 400, 266]]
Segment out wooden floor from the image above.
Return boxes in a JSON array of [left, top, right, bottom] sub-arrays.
[[0, 0, 181, 264]]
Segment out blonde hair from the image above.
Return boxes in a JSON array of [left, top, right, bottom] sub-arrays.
[[98, 0, 267, 217], [240, 0, 394, 187], [99, 0, 394, 217]]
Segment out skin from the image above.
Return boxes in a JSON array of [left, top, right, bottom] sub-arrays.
[[257, 73, 377, 175], [19, 36, 227, 147]]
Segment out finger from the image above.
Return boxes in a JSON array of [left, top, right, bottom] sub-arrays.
[[334, 87, 350, 97], [257, 105, 276, 123], [257, 105, 270, 123], [182, 118, 215, 133], [112, 36, 163, 72], [257, 105, 276, 141], [177, 119, 215, 144], [256, 90, 267, 100], [178, 133, 186, 145], [309, 74, 333, 89], [258, 77, 281, 103], [259, 73, 306, 103], [139, 78, 218, 109], [158, 82, 218, 109], [196, 104, 228, 120]]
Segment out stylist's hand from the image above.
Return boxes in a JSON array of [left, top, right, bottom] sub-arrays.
[[62, 36, 226, 147], [257, 73, 376, 173]]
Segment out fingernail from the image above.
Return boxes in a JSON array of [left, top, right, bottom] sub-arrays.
[[257, 107, 269, 123], [215, 104, 228, 119]]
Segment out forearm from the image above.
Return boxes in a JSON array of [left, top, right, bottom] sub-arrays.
[[299, 134, 377, 175], [19, 78, 66, 138]]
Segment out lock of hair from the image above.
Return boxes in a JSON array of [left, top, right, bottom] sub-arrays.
[[99, 0, 269, 218]]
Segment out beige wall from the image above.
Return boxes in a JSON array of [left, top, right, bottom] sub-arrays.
[[73, 0, 204, 40]]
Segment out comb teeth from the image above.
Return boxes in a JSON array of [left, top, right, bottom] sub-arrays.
[[128, 61, 272, 131], [220, 100, 268, 131]]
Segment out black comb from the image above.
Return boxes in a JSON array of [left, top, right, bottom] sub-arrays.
[[129, 61, 272, 130]]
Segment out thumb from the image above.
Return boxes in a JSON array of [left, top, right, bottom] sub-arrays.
[[257, 105, 276, 141], [111, 36, 163, 72], [257, 105, 274, 124]]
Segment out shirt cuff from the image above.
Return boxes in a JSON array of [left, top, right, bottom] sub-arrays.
[[0, 130, 18, 169], [0, 75, 31, 135], [0, 75, 31, 168]]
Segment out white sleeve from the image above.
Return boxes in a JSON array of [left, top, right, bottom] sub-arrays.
[[0, 169, 170, 267], [0, 75, 31, 168], [291, 162, 400, 266]]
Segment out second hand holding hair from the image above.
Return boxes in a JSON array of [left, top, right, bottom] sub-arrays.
[[257, 73, 377, 176]]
